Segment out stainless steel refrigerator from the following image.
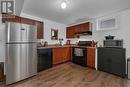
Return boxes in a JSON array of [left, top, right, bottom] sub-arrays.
[[5, 22, 37, 85]]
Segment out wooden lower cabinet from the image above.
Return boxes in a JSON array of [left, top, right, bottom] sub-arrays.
[[53, 47, 71, 65], [87, 48, 95, 69]]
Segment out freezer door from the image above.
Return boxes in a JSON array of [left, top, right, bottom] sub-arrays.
[[21, 24, 36, 42], [26, 25, 37, 42], [6, 22, 37, 43], [6, 44, 21, 85], [6, 22, 22, 43]]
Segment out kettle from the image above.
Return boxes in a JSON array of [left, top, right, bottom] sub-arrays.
[[105, 35, 115, 40]]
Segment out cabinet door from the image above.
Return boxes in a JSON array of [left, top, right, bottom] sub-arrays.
[[75, 24, 85, 32], [21, 17, 35, 25], [62, 47, 71, 62], [111, 62, 125, 77], [108, 48, 126, 77], [53, 47, 71, 65], [2, 15, 21, 23], [53, 48, 63, 64], [66, 28, 71, 38], [66, 26, 79, 38], [97, 48, 111, 72], [35, 21, 44, 39], [98, 47, 126, 77], [83, 22, 90, 31], [87, 48, 95, 68]]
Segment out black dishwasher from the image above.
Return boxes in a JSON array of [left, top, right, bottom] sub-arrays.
[[37, 48, 52, 72]]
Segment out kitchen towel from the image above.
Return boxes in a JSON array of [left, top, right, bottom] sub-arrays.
[[74, 48, 83, 56]]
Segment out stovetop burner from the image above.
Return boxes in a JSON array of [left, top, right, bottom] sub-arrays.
[[78, 41, 92, 46]]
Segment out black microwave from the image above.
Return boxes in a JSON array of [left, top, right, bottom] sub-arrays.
[[103, 40, 123, 47]]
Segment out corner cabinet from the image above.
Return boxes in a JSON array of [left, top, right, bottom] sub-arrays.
[[2, 14, 44, 39], [66, 22, 91, 38], [53, 47, 71, 65]]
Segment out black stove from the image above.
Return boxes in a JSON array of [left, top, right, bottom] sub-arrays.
[[78, 41, 92, 46], [72, 41, 92, 67]]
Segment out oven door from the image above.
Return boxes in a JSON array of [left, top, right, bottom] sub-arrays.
[[72, 47, 87, 67]]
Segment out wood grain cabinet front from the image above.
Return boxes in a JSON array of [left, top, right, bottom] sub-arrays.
[[66, 26, 79, 38], [66, 22, 90, 38], [2, 15, 21, 23], [53, 47, 71, 65], [87, 48, 96, 69], [35, 21, 44, 39], [21, 17, 35, 25]]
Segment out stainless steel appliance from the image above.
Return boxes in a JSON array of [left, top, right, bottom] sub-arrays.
[[103, 40, 123, 47], [5, 22, 37, 85]]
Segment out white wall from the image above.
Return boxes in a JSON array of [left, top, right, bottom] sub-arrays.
[[20, 13, 67, 44], [93, 9, 130, 59]]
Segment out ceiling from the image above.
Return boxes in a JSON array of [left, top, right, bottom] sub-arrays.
[[15, 0, 25, 15], [22, 0, 130, 25]]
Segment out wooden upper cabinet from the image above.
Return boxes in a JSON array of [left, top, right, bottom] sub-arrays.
[[2, 15, 21, 23], [87, 48, 95, 69], [66, 26, 79, 38], [35, 21, 44, 39], [80, 22, 90, 32], [21, 17, 35, 25], [66, 22, 90, 38]]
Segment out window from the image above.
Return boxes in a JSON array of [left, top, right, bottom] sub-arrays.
[[97, 16, 119, 31]]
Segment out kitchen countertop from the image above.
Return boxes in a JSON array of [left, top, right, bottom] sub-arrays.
[[37, 45, 96, 49]]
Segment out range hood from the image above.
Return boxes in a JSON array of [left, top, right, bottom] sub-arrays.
[[75, 31, 92, 36]]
